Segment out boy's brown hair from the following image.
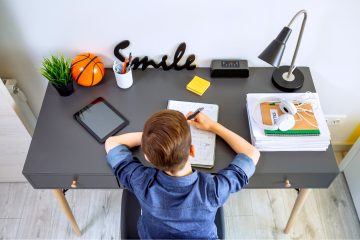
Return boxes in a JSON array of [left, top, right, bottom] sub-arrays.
[[142, 110, 191, 174]]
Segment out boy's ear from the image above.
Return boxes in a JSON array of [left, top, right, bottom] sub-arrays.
[[189, 144, 195, 158]]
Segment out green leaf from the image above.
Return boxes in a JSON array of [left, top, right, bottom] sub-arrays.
[[40, 54, 72, 86]]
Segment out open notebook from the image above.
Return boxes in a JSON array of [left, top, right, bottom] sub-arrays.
[[167, 100, 219, 168]]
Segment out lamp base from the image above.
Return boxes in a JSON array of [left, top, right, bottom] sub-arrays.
[[272, 66, 304, 92]]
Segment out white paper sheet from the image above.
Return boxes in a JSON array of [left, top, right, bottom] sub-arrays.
[[167, 100, 219, 167]]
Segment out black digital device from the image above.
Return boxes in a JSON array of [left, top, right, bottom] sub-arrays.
[[74, 97, 129, 143], [210, 59, 249, 78]]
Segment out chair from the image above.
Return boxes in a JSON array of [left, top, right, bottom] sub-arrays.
[[120, 189, 225, 239]]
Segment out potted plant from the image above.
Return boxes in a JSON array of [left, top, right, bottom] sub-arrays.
[[40, 54, 74, 96]]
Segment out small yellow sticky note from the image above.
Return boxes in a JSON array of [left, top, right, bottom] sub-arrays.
[[186, 76, 211, 96]]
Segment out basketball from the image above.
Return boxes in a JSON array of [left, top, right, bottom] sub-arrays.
[[71, 53, 104, 86]]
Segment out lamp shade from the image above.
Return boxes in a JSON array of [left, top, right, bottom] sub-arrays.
[[258, 27, 292, 67]]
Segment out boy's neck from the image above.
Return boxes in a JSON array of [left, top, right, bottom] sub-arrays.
[[165, 161, 193, 177]]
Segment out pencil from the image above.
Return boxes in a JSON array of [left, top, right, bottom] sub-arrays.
[[127, 52, 132, 71], [122, 59, 127, 74], [187, 107, 204, 120]]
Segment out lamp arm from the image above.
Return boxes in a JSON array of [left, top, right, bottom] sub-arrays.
[[286, 10, 307, 78]]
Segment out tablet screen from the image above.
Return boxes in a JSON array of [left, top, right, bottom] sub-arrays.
[[74, 98, 129, 143]]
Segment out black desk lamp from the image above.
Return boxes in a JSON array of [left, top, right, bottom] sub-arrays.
[[258, 10, 307, 92]]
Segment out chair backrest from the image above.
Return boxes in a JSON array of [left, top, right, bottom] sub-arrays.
[[121, 189, 141, 239]]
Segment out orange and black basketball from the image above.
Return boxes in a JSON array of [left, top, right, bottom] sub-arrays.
[[71, 53, 104, 86]]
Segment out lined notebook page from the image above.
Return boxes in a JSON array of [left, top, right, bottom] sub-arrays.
[[167, 100, 219, 168]]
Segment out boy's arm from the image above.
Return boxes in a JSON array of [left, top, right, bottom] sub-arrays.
[[105, 132, 151, 192], [105, 132, 142, 153], [187, 112, 260, 206], [187, 112, 260, 164], [210, 123, 260, 165]]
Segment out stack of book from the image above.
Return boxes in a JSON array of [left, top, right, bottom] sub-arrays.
[[246, 93, 331, 151]]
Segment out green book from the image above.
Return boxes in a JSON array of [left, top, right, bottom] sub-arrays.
[[264, 129, 321, 136]]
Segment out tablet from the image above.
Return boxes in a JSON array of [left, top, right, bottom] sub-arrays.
[[74, 97, 129, 143]]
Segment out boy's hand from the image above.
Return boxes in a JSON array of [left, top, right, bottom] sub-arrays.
[[186, 112, 216, 132]]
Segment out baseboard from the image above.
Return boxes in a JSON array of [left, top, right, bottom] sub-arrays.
[[339, 138, 360, 171], [331, 142, 353, 152]]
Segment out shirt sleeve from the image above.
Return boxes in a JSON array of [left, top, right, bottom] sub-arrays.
[[106, 144, 150, 192], [211, 153, 256, 206]]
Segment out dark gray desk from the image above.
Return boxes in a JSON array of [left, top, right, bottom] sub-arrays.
[[23, 67, 339, 235]]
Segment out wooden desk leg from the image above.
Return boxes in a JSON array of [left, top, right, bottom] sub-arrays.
[[284, 188, 311, 234], [52, 189, 81, 236]]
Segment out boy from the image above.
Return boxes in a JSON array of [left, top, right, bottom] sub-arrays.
[[105, 110, 260, 239]]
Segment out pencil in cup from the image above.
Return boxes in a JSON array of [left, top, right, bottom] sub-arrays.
[[113, 61, 133, 89]]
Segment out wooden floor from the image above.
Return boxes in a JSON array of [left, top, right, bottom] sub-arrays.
[[1, 173, 359, 239]]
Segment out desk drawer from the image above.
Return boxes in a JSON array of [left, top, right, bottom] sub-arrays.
[[25, 174, 120, 189], [247, 173, 337, 189]]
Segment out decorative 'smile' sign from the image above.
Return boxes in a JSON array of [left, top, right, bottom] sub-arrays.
[[114, 40, 196, 71]]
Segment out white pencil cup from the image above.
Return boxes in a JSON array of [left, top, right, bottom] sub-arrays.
[[113, 66, 133, 89]]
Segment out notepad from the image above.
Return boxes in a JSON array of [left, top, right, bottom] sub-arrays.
[[167, 100, 219, 168], [186, 76, 211, 96]]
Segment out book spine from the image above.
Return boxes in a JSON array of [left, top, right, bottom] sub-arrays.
[[264, 129, 321, 136]]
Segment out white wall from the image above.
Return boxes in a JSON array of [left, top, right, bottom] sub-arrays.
[[0, 0, 359, 143]]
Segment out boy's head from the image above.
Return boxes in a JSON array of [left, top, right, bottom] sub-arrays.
[[142, 110, 192, 174]]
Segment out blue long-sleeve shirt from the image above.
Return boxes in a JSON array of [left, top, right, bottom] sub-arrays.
[[107, 144, 255, 239]]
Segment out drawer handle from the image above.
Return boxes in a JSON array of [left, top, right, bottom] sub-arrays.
[[71, 180, 78, 188], [284, 179, 291, 188]]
